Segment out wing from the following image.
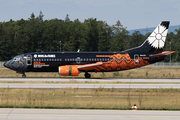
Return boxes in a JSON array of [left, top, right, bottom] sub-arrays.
[[77, 62, 104, 72]]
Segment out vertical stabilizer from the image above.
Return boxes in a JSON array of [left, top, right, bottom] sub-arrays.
[[123, 21, 170, 53], [146, 21, 169, 49], [141, 21, 170, 53]]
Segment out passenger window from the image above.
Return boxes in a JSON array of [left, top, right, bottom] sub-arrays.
[[52, 59, 54, 61], [57, 58, 59, 61], [44, 59, 46, 61]]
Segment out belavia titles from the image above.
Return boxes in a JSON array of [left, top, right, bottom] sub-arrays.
[[4, 21, 175, 78]]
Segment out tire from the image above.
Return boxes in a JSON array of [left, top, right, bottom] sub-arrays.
[[85, 73, 91, 78], [22, 74, 26, 78]]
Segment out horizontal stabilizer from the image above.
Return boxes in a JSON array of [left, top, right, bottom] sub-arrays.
[[150, 51, 175, 58]]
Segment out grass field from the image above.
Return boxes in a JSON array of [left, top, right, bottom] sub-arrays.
[[0, 67, 180, 78], [0, 88, 180, 110], [0, 67, 180, 110]]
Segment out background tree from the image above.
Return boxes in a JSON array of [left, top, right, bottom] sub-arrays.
[[0, 12, 179, 62], [109, 26, 128, 51]]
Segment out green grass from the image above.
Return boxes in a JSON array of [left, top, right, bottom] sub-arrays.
[[0, 88, 180, 110], [1, 67, 180, 78]]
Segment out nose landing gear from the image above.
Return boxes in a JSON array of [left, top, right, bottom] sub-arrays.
[[22, 72, 26, 78], [84, 72, 91, 78], [16, 71, 26, 78]]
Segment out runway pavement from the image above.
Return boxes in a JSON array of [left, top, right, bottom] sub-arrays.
[[0, 78, 180, 89], [1, 109, 180, 120], [1, 78, 180, 83], [0, 83, 179, 89]]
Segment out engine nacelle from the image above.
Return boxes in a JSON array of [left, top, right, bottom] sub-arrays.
[[58, 66, 79, 76]]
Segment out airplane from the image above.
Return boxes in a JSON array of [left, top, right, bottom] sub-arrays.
[[4, 21, 175, 78]]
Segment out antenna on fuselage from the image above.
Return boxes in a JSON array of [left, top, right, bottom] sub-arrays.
[[77, 49, 80, 52]]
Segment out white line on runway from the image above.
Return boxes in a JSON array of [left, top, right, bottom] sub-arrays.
[[0, 83, 179, 89], [1, 78, 180, 83], [0, 109, 180, 120]]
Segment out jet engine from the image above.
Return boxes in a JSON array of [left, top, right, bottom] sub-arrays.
[[58, 66, 79, 76]]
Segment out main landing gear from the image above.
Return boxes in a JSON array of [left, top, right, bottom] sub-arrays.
[[22, 72, 26, 78], [84, 72, 91, 78]]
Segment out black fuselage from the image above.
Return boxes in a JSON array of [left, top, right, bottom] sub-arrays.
[[15, 51, 164, 72]]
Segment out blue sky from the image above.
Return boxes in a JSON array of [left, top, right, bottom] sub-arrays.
[[0, 0, 179, 30]]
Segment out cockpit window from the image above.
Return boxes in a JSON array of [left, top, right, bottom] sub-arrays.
[[13, 57, 20, 61]]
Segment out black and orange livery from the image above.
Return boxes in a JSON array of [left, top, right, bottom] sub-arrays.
[[4, 21, 175, 78]]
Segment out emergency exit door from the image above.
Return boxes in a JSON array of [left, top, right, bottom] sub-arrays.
[[26, 55, 32, 65], [134, 54, 139, 65]]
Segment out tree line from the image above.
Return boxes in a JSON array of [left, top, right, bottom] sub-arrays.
[[0, 12, 180, 62]]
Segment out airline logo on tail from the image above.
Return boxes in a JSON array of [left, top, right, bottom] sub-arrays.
[[147, 21, 169, 49]]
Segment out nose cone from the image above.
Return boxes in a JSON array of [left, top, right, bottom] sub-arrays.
[[4, 61, 9, 68]]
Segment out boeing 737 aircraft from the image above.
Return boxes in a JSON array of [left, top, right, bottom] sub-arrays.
[[4, 21, 175, 78]]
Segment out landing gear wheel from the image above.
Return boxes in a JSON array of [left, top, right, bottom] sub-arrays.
[[22, 73, 26, 78], [85, 73, 91, 78]]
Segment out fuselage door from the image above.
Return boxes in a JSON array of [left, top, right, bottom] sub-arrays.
[[26, 54, 32, 65], [134, 54, 139, 65]]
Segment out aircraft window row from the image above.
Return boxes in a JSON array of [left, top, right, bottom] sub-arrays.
[[34, 58, 128, 62], [112, 59, 128, 61], [34, 58, 62, 61], [64, 58, 127, 61], [64, 58, 112, 61]]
